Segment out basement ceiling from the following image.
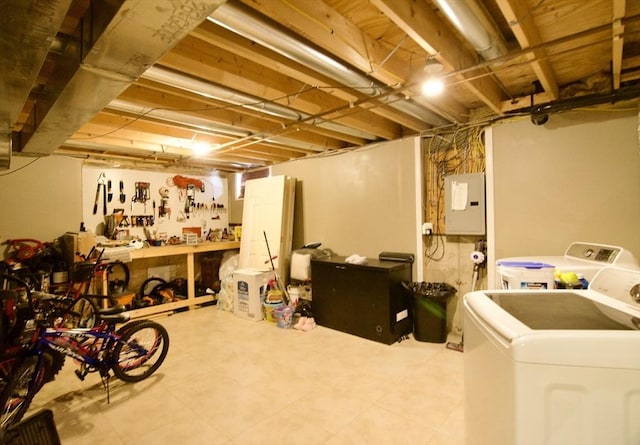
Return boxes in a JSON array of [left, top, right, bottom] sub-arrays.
[[3, 0, 640, 173]]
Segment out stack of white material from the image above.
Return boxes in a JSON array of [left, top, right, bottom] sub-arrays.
[[238, 175, 296, 286], [100, 246, 133, 263]]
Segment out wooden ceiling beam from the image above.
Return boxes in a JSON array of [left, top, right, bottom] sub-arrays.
[[68, 132, 194, 157], [494, 0, 560, 99], [239, 0, 405, 87], [235, 0, 466, 123], [371, 0, 504, 114], [612, 0, 626, 89], [134, 76, 368, 146], [159, 37, 403, 140], [57, 146, 246, 173], [56, 146, 179, 164], [69, 129, 298, 167], [86, 109, 332, 161], [190, 21, 434, 132], [191, 21, 362, 103], [85, 111, 223, 141], [116, 85, 348, 151]]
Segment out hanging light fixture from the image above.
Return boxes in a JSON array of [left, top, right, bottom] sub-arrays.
[[422, 58, 445, 97]]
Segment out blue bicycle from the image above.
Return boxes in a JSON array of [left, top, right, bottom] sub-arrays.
[[0, 289, 170, 430]]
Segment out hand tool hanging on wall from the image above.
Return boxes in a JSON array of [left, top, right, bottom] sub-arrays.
[[119, 180, 126, 203], [92, 172, 108, 215], [158, 186, 171, 219], [170, 175, 205, 192], [184, 183, 196, 218], [107, 180, 113, 203], [132, 182, 150, 213], [166, 175, 203, 220]]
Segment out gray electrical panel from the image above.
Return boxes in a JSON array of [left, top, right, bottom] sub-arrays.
[[444, 173, 486, 235]]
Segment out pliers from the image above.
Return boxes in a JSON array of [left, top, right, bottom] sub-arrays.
[[92, 172, 108, 215]]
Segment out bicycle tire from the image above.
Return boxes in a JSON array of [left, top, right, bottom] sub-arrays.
[[111, 320, 169, 383], [0, 356, 42, 429], [59, 297, 98, 329], [41, 347, 66, 383], [136, 277, 168, 307]]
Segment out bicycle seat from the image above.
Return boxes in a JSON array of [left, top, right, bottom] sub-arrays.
[[98, 304, 127, 316], [97, 305, 130, 324]]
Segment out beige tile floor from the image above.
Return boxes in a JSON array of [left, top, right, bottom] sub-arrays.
[[27, 305, 465, 445]]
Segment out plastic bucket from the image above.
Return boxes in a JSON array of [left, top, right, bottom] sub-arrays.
[[273, 306, 294, 328], [263, 301, 283, 323], [497, 261, 555, 290]]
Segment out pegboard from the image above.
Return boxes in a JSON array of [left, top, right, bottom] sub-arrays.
[[81, 166, 229, 242]]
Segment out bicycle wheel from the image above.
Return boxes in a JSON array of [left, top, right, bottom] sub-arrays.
[[111, 320, 169, 383], [0, 356, 42, 429], [41, 346, 66, 383], [59, 297, 98, 328]]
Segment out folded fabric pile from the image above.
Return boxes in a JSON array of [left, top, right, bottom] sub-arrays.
[[293, 316, 316, 331]]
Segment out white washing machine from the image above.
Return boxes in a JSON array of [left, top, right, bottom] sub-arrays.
[[494, 241, 639, 289], [463, 266, 640, 445]]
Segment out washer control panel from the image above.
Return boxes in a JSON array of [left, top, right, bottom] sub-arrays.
[[566, 242, 624, 264]]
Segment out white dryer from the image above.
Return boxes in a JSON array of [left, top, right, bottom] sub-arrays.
[[494, 241, 638, 289]]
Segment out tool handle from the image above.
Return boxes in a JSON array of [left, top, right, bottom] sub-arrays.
[[93, 185, 101, 215], [103, 185, 107, 215]]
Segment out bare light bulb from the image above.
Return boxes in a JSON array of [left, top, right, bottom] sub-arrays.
[[191, 142, 211, 156], [422, 77, 445, 97]]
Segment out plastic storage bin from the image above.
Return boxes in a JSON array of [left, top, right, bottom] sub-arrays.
[[402, 282, 457, 343], [497, 261, 555, 289], [3, 409, 61, 445]]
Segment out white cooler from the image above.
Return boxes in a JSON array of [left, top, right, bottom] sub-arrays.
[[232, 269, 275, 321]]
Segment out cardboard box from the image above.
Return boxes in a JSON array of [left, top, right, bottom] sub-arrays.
[[60, 232, 97, 264], [232, 269, 274, 321]]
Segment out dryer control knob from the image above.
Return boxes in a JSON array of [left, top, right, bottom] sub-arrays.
[[630, 283, 640, 303]]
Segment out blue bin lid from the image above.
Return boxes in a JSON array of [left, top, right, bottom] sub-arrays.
[[497, 261, 555, 269]]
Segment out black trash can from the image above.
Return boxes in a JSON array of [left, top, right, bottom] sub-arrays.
[[402, 282, 456, 343]]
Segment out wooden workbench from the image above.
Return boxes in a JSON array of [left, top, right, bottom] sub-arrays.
[[126, 241, 240, 318]]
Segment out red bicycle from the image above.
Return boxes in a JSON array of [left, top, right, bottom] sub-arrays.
[[2, 240, 127, 329]]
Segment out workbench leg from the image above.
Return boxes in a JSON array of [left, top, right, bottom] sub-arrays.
[[187, 253, 195, 301]]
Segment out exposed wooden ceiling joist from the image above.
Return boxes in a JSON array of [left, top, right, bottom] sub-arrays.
[[4, 0, 640, 173]]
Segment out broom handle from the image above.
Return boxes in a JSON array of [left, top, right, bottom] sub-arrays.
[[263, 231, 290, 305]]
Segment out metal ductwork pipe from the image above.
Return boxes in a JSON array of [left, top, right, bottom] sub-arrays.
[[106, 99, 329, 152], [433, 0, 505, 61], [209, 2, 450, 127], [108, 99, 252, 138], [141, 66, 379, 140], [142, 66, 303, 121]]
